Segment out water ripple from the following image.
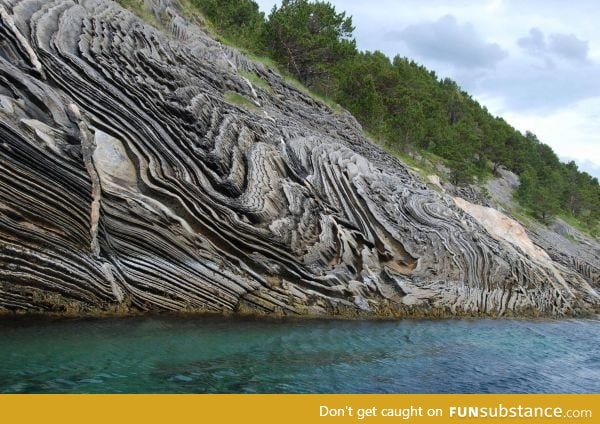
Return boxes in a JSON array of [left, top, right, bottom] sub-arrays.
[[0, 317, 598, 393]]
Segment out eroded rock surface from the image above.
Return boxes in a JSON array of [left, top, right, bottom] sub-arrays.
[[484, 167, 600, 297], [1, 0, 598, 317]]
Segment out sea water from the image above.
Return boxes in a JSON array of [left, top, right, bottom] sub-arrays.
[[0, 316, 598, 393]]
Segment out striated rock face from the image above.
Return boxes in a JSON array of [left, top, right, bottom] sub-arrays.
[[0, 0, 598, 317]]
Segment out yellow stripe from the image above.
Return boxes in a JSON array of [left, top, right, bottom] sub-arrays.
[[1, 394, 597, 424]]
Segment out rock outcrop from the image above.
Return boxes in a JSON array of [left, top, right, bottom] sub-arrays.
[[484, 167, 600, 298], [1, 0, 598, 317]]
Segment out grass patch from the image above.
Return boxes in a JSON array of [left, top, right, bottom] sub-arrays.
[[239, 50, 344, 113], [558, 213, 599, 240], [367, 134, 443, 179], [224, 91, 257, 111], [242, 51, 344, 113], [510, 201, 598, 240], [178, 0, 224, 40], [507, 204, 535, 227], [244, 52, 282, 71], [239, 70, 273, 94], [178, 0, 203, 21], [280, 74, 344, 113], [117, 0, 162, 28]]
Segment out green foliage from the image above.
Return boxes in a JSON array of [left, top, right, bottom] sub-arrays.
[[264, 0, 356, 90], [334, 60, 385, 131], [239, 70, 273, 93], [517, 166, 561, 223], [191, 0, 266, 52], [117, 0, 162, 27], [224, 91, 257, 110]]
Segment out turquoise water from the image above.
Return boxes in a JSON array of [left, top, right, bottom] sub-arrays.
[[0, 316, 598, 393]]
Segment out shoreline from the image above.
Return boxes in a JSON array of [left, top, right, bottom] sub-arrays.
[[1, 307, 598, 323]]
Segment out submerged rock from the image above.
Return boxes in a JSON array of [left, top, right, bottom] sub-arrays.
[[0, 0, 598, 317]]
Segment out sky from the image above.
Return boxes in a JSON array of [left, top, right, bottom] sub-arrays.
[[254, 0, 600, 179]]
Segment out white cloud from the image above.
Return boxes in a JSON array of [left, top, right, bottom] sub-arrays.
[[518, 28, 590, 63], [474, 59, 600, 112], [549, 33, 589, 62], [518, 28, 547, 55], [386, 15, 508, 69]]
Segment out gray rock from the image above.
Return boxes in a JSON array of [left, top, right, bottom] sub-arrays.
[[529, 219, 600, 292], [0, 0, 598, 317], [485, 166, 520, 212]]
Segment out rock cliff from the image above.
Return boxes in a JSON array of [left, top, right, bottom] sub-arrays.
[[0, 0, 598, 317]]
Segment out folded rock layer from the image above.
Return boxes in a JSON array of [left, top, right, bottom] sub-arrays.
[[0, 0, 598, 317]]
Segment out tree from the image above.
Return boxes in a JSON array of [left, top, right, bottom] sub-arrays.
[[334, 60, 385, 131], [192, 0, 266, 52], [481, 118, 511, 174], [562, 161, 585, 216], [264, 0, 356, 88], [517, 165, 561, 223], [383, 92, 426, 149], [440, 78, 463, 125]]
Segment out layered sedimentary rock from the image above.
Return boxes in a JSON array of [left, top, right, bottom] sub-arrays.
[[0, 0, 598, 317]]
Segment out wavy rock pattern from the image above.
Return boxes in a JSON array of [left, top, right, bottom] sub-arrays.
[[0, 0, 598, 316]]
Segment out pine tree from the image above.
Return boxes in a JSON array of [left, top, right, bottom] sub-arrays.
[[264, 0, 356, 88]]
